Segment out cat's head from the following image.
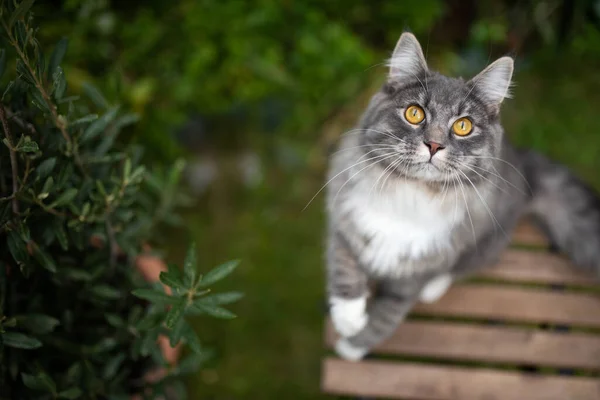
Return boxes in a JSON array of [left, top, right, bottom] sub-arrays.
[[359, 32, 513, 185]]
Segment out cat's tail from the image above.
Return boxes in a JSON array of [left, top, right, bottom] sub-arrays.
[[522, 150, 600, 275]]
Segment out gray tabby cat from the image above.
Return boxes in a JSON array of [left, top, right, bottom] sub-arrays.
[[326, 32, 600, 361]]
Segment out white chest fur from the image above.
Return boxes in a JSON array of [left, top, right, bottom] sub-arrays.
[[342, 178, 464, 275]]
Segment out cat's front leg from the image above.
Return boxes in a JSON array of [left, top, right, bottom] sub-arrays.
[[336, 279, 420, 361], [327, 231, 369, 338]]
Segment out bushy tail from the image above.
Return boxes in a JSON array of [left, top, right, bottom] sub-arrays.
[[522, 150, 600, 275]]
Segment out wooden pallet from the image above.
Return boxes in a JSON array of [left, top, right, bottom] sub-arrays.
[[322, 222, 600, 400]]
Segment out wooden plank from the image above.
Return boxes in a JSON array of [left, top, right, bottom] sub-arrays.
[[322, 358, 600, 400], [413, 284, 600, 327], [479, 249, 596, 286], [325, 320, 600, 369], [513, 221, 548, 247]]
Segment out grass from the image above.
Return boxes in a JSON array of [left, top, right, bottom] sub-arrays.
[[169, 54, 600, 399]]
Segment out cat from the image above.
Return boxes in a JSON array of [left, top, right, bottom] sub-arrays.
[[325, 32, 600, 361]]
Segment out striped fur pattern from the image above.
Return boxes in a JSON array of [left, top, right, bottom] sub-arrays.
[[325, 32, 600, 360]]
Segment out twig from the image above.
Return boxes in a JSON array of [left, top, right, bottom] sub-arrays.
[[0, 103, 19, 214], [6, 108, 36, 135]]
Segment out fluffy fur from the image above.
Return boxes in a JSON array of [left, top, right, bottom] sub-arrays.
[[325, 32, 600, 360]]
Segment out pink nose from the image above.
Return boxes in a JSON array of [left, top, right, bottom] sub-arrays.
[[424, 141, 445, 156]]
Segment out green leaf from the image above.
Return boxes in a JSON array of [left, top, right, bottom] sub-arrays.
[[70, 114, 98, 126], [169, 317, 186, 347], [0, 49, 6, 80], [52, 66, 67, 99], [41, 176, 54, 194], [7, 230, 28, 265], [159, 271, 185, 291], [82, 82, 109, 109], [36, 157, 57, 179], [131, 288, 175, 304], [47, 37, 68, 79], [49, 188, 78, 208], [16, 314, 60, 334], [80, 107, 118, 142], [31, 88, 51, 113], [105, 313, 124, 327], [15, 139, 39, 153], [194, 291, 244, 306], [9, 0, 36, 28], [183, 243, 197, 287], [90, 285, 120, 300], [102, 353, 125, 380], [21, 372, 56, 394], [191, 303, 236, 319], [32, 244, 57, 273], [3, 332, 42, 349], [197, 260, 240, 288], [165, 298, 186, 329], [58, 388, 82, 399], [181, 323, 202, 354]]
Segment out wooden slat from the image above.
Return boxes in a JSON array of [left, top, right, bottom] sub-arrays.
[[322, 358, 600, 400], [479, 249, 596, 286], [413, 284, 600, 327], [325, 320, 600, 369], [513, 221, 548, 247]]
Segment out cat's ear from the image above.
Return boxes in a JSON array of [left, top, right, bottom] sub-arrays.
[[470, 57, 514, 105], [387, 32, 428, 80]]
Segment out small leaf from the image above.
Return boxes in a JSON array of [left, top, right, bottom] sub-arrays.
[[102, 353, 125, 380], [82, 82, 109, 109], [47, 37, 68, 79], [9, 0, 36, 28], [15, 139, 39, 153], [41, 176, 54, 194], [31, 88, 51, 113], [21, 372, 56, 394], [183, 243, 197, 287], [80, 107, 119, 142], [191, 304, 236, 319], [90, 285, 120, 300], [165, 298, 186, 329], [52, 66, 67, 99], [7, 230, 28, 265], [159, 271, 185, 291], [49, 188, 78, 208], [16, 314, 60, 334], [36, 157, 57, 179], [197, 260, 240, 288], [105, 313, 124, 327], [131, 288, 175, 304], [32, 244, 57, 273], [181, 323, 202, 354], [169, 317, 186, 347], [70, 114, 98, 126], [194, 291, 244, 306], [58, 388, 82, 399], [3, 332, 42, 349]]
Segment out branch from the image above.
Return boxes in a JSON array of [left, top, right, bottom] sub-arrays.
[[0, 103, 19, 214], [0, 18, 87, 176]]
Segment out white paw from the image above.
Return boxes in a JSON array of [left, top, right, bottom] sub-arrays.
[[330, 296, 368, 337], [419, 274, 452, 303], [335, 338, 369, 361]]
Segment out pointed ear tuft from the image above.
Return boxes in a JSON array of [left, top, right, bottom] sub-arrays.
[[387, 32, 428, 80], [470, 57, 514, 105]]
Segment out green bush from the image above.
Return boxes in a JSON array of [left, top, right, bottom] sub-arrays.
[[0, 2, 240, 398]]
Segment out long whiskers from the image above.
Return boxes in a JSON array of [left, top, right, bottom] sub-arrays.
[[303, 149, 395, 211]]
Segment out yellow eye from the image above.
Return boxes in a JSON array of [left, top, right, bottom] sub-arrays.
[[453, 117, 473, 136], [404, 105, 425, 124]]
